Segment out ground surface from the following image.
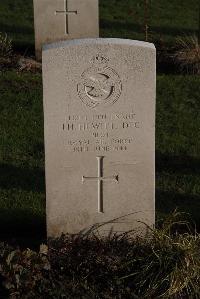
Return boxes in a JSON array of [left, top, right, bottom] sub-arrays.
[[0, 0, 200, 247]]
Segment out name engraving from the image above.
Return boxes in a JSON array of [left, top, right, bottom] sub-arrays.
[[64, 121, 139, 131]]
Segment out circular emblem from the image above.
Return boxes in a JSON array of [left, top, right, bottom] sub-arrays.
[[77, 55, 122, 109]]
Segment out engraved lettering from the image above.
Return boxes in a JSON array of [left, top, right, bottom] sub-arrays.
[[95, 146, 111, 152], [78, 123, 88, 131], [111, 138, 133, 144], [64, 110, 141, 153], [112, 112, 136, 120], [134, 122, 140, 128], [93, 114, 107, 120], [68, 139, 90, 146], [67, 123, 76, 131], [122, 122, 130, 129], [73, 146, 89, 152], [68, 115, 80, 121], [113, 145, 128, 151], [91, 123, 103, 130]]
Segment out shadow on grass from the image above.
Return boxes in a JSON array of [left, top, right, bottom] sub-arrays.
[[156, 190, 200, 229], [156, 152, 200, 175], [12, 41, 35, 56], [0, 164, 46, 247], [0, 22, 33, 35], [0, 163, 45, 192], [0, 209, 46, 249], [156, 152, 200, 229], [100, 18, 198, 38], [100, 18, 142, 33]]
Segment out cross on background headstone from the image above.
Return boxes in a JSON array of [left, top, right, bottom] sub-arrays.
[[33, 0, 99, 61], [55, 0, 77, 35], [82, 156, 119, 213]]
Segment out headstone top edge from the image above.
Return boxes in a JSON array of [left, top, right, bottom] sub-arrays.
[[42, 38, 156, 52]]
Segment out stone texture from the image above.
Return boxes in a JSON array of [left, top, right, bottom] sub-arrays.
[[34, 0, 99, 61], [42, 38, 156, 237]]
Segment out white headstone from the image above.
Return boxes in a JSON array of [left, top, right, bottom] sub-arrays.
[[43, 38, 156, 237], [33, 0, 99, 61]]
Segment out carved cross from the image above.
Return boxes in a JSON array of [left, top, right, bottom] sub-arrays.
[[82, 156, 119, 213], [55, 0, 77, 34]]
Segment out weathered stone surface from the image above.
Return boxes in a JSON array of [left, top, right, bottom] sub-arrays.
[[43, 38, 156, 237], [34, 0, 99, 60]]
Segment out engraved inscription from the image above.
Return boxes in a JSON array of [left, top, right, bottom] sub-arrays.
[[82, 156, 118, 213], [64, 121, 139, 131], [55, 0, 77, 35], [77, 55, 122, 109], [63, 109, 141, 153]]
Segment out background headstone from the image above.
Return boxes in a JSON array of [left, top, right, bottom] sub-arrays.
[[43, 38, 156, 237], [34, 0, 99, 60]]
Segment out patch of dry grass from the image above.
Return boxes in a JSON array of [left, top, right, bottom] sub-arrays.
[[174, 35, 200, 74], [1, 212, 200, 298]]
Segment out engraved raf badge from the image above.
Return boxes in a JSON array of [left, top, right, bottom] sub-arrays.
[[77, 54, 122, 109]]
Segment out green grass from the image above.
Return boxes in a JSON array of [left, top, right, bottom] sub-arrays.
[[0, 71, 45, 246], [156, 75, 200, 226], [0, 1, 200, 245], [100, 0, 199, 45]]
